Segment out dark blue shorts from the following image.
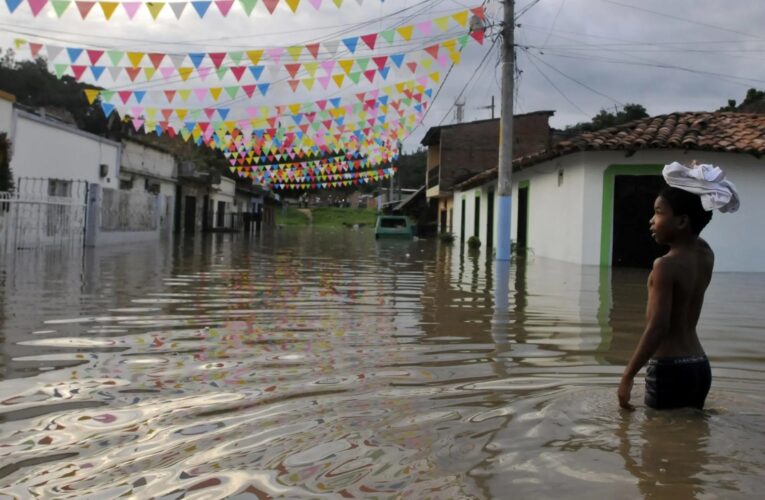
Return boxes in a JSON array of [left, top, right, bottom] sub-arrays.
[[644, 355, 711, 410]]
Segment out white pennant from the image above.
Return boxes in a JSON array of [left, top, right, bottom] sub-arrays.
[[267, 64, 281, 78], [46, 45, 63, 62], [323, 40, 340, 57], [169, 53, 187, 68], [169, 2, 187, 19], [108, 66, 123, 80]]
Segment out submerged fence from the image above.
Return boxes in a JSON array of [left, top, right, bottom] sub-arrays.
[[0, 177, 88, 253]]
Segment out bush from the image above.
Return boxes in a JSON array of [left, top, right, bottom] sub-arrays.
[[467, 235, 481, 249], [439, 232, 455, 244]]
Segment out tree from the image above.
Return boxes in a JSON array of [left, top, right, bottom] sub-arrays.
[[394, 148, 426, 189], [719, 88, 765, 113], [563, 103, 649, 137]]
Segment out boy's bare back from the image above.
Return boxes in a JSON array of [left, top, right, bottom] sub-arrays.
[[650, 237, 714, 358]]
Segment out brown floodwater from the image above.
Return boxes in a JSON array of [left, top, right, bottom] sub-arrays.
[[0, 228, 763, 498]]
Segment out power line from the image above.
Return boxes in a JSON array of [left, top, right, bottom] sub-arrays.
[[523, 50, 588, 116]]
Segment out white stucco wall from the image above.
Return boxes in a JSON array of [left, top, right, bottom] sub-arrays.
[[121, 140, 177, 197], [10, 110, 120, 188], [0, 94, 13, 137], [455, 149, 765, 272]]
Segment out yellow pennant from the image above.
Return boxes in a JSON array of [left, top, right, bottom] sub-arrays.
[[442, 39, 457, 52], [434, 15, 450, 31], [145, 108, 158, 119], [126, 52, 145, 67], [449, 51, 461, 64], [84, 89, 100, 105], [178, 67, 193, 81], [178, 89, 191, 101], [396, 26, 414, 41], [287, 45, 302, 61], [288, 103, 301, 114], [303, 78, 315, 91], [303, 61, 319, 77], [147, 2, 165, 20], [429, 71, 441, 83], [210, 87, 223, 101], [332, 0, 342, 7], [99, 2, 119, 19], [338, 59, 354, 75], [452, 10, 468, 27], [420, 58, 433, 70], [332, 73, 345, 88], [144, 67, 156, 80], [176, 108, 188, 120], [285, 0, 300, 13], [246, 50, 264, 65]]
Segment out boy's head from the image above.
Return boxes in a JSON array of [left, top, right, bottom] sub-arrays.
[[651, 187, 712, 243]]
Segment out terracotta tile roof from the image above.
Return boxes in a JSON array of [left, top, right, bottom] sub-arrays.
[[456, 112, 765, 191]]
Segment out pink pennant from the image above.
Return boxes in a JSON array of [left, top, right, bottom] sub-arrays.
[[194, 89, 208, 102], [198, 67, 211, 81], [316, 99, 327, 110], [122, 2, 141, 19], [118, 91, 132, 104], [416, 20, 432, 36], [263, 0, 279, 14], [437, 53, 449, 67], [320, 60, 335, 74], [75, 1, 95, 18], [28, 0, 49, 17], [86, 49, 104, 65], [215, 0, 233, 16], [266, 47, 284, 64], [416, 75, 428, 86], [245, 106, 258, 117], [131, 118, 144, 131], [204, 108, 216, 119], [318, 75, 331, 89], [130, 106, 142, 116], [160, 67, 175, 80]]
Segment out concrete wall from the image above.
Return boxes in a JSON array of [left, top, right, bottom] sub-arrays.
[[453, 149, 765, 272], [121, 140, 177, 197], [210, 177, 236, 229], [0, 92, 13, 137], [10, 110, 120, 188]]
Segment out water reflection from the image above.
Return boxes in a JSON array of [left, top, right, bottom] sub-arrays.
[[0, 228, 763, 497]]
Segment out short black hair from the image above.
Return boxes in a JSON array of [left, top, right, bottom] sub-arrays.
[[658, 186, 712, 235]]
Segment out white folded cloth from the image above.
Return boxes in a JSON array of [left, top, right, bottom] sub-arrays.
[[662, 161, 740, 213]]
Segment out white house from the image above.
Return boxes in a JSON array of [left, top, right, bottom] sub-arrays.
[[452, 112, 765, 272], [0, 90, 13, 136], [120, 138, 177, 197], [209, 176, 236, 230]]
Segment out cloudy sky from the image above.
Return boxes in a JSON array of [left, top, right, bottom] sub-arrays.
[[1, 0, 764, 152]]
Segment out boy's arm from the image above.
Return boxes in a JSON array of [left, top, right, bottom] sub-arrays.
[[618, 258, 674, 409]]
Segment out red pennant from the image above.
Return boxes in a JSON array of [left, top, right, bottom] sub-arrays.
[[263, 0, 279, 14], [118, 91, 132, 104], [83, 50, 104, 66], [71, 65, 87, 80], [204, 108, 216, 119], [424, 45, 439, 59], [230, 66, 247, 81], [363, 70, 376, 83], [208, 52, 226, 68], [316, 99, 327, 110], [76, 1, 96, 19], [305, 43, 320, 59], [148, 53, 165, 69], [471, 6, 485, 20], [284, 63, 301, 78], [30, 43, 44, 58], [242, 84, 256, 98], [125, 67, 142, 81], [164, 90, 176, 102], [287, 80, 300, 92], [161, 109, 173, 120], [372, 56, 388, 70], [470, 29, 485, 45], [406, 62, 417, 73], [360, 34, 377, 50]]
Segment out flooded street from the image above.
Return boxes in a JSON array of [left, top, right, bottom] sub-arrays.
[[1, 228, 764, 498]]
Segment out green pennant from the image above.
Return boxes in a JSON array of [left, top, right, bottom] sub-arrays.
[[54, 64, 68, 78], [380, 29, 396, 44], [107, 50, 124, 66], [225, 86, 239, 99], [353, 102, 362, 113], [348, 71, 361, 84], [355, 57, 370, 71], [239, 0, 257, 16], [304, 102, 315, 113], [51, 0, 71, 17], [215, 67, 228, 80], [311, 122, 321, 132], [100, 90, 115, 102], [457, 34, 469, 49], [319, 110, 330, 120], [402, 97, 412, 106], [190, 109, 202, 120], [229, 51, 244, 65]]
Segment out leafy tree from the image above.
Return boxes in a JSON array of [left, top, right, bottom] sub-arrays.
[[395, 148, 426, 189], [719, 88, 765, 112], [563, 103, 649, 137]]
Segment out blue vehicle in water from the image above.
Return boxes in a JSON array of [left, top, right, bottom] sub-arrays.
[[374, 215, 414, 239]]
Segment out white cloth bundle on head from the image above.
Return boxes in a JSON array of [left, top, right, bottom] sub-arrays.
[[662, 161, 740, 213]]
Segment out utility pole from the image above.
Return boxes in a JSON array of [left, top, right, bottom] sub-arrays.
[[479, 95, 496, 119], [496, 0, 514, 261]]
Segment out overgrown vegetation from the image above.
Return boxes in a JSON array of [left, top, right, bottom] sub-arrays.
[[439, 232, 455, 244], [717, 88, 765, 113], [276, 207, 378, 227], [562, 104, 649, 137], [276, 207, 311, 226], [467, 235, 481, 249]]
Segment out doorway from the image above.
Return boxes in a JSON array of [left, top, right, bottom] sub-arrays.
[[487, 190, 494, 250], [184, 195, 197, 234], [612, 175, 667, 267], [517, 183, 529, 248]]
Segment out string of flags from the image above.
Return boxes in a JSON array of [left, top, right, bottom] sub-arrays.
[[5, 2, 488, 190], [2, 0, 411, 19]]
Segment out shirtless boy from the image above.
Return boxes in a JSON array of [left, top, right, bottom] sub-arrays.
[[618, 186, 715, 410]]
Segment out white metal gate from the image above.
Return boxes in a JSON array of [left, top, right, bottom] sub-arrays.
[[0, 177, 88, 252]]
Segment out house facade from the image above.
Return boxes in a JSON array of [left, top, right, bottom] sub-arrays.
[[420, 111, 555, 236], [452, 112, 765, 272]]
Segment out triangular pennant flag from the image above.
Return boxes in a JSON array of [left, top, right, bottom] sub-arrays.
[[356, 57, 370, 71], [5, 0, 23, 13], [106, 49, 124, 66], [338, 59, 354, 75], [360, 34, 377, 50], [285, 0, 298, 12], [238, 0, 256, 15], [75, 1, 95, 18], [215, 0, 233, 15], [66, 48, 83, 63], [424, 44, 439, 59], [434, 15, 449, 31], [178, 67, 194, 81], [84, 89, 100, 105], [122, 1, 140, 18], [307, 0, 320, 8], [71, 65, 87, 80], [471, 6, 485, 20], [164, 89, 176, 102], [246, 49, 263, 65], [189, 53, 205, 68], [248, 65, 264, 80], [126, 52, 144, 67], [348, 71, 361, 84], [303, 61, 318, 77], [331, 0, 340, 7], [416, 20, 433, 36], [160, 67, 175, 79], [107, 66, 122, 80], [470, 28, 485, 45], [332, 73, 345, 88], [262, 0, 278, 14], [28, 0, 49, 16], [169, 1, 186, 18], [341, 37, 358, 54], [50, 0, 70, 16], [305, 43, 320, 59], [178, 89, 191, 101], [90, 65, 105, 80], [209, 87, 223, 101], [380, 29, 395, 44], [86, 49, 104, 65], [396, 26, 414, 41], [323, 39, 340, 56], [125, 67, 141, 81], [452, 10, 468, 27], [146, 2, 165, 19], [230, 66, 246, 81], [208, 52, 226, 69], [144, 67, 156, 80], [46, 45, 63, 61], [257, 83, 270, 96], [148, 52, 165, 68], [284, 63, 301, 78], [286, 45, 302, 61], [303, 78, 315, 91], [191, 1, 211, 17], [266, 47, 284, 64], [287, 80, 300, 92]]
